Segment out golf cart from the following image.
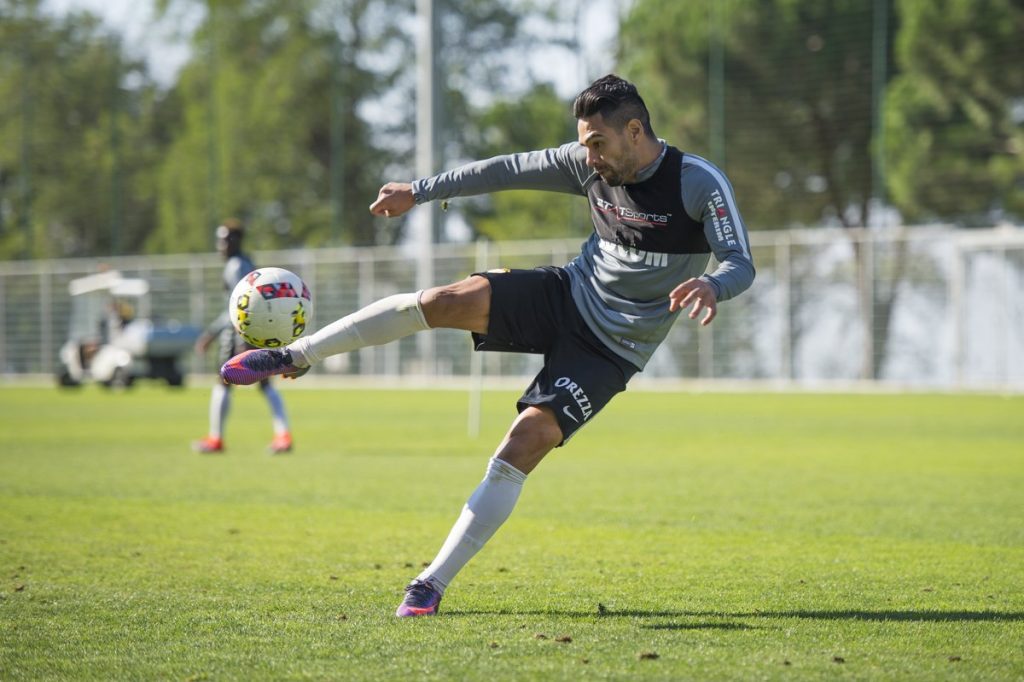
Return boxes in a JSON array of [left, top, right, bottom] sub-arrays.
[[58, 270, 201, 388]]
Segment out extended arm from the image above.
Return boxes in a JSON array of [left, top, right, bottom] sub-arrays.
[[370, 143, 592, 217]]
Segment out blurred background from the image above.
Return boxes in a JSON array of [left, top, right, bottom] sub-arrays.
[[0, 0, 1022, 389]]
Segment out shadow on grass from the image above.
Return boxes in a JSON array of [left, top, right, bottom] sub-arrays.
[[447, 608, 1024, 623], [642, 622, 760, 631], [723, 610, 1024, 623]]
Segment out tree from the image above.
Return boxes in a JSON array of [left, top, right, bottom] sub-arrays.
[[0, 0, 627, 257], [148, 0, 573, 251], [617, 0, 912, 379], [0, 2, 164, 259], [394, 0, 584, 243], [617, 0, 881, 230], [149, 0, 407, 252], [454, 83, 592, 241], [884, 0, 1024, 225]]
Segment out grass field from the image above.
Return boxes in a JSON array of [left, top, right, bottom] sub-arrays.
[[0, 383, 1022, 680]]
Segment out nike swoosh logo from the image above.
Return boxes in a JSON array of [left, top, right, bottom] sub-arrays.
[[562, 405, 579, 423]]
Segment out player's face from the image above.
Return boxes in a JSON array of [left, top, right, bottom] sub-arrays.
[[577, 114, 641, 186], [216, 226, 241, 258]]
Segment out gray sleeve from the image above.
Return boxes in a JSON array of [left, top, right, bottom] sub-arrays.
[[205, 309, 231, 337], [223, 254, 256, 291], [680, 161, 756, 302], [206, 254, 256, 336], [412, 142, 591, 202]]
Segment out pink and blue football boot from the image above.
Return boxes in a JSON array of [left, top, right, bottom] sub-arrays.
[[220, 348, 307, 385], [396, 579, 443, 617]]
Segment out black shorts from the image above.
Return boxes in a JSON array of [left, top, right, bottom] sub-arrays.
[[472, 267, 638, 445]]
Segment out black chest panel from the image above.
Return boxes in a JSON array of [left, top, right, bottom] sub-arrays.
[[587, 147, 710, 255]]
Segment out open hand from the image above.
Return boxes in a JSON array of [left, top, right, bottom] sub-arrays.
[[669, 278, 718, 326]]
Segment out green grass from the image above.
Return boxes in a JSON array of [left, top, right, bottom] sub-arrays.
[[1, 384, 1022, 681]]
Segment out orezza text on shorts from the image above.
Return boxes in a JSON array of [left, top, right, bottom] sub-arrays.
[[554, 376, 594, 421]]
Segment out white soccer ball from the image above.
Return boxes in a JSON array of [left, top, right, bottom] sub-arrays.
[[228, 267, 313, 348]]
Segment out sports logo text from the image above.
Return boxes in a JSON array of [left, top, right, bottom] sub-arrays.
[[555, 376, 593, 422], [595, 197, 671, 226]]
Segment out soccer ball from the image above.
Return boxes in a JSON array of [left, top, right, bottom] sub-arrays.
[[228, 267, 313, 348]]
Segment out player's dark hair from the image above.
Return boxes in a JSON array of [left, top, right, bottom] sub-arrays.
[[216, 218, 245, 242], [572, 74, 655, 137]]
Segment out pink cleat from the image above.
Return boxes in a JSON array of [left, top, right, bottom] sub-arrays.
[[220, 348, 306, 385], [395, 579, 443, 617]]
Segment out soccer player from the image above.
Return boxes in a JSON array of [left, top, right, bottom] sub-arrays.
[[192, 219, 294, 455], [221, 75, 755, 614]]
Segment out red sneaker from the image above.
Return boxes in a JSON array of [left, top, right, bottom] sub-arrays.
[[192, 435, 224, 454], [269, 432, 293, 455]]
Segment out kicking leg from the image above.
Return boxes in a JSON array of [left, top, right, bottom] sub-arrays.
[[292, 275, 490, 366], [221, 276, 491, 385], [396, 406, 563, 617]]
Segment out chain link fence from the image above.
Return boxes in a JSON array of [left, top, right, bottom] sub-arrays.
[[1, 226, 1022, 391]]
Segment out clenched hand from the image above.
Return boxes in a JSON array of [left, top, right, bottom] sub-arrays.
[[369, 182, 416, 218]]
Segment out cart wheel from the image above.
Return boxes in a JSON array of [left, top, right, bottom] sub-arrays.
[[57, 370, 81, 388], [109, 367, 135, 389]]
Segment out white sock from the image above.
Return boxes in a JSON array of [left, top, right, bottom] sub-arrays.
[[417, 457, 528, 593], [259, 382, 289, 434], [208, 383, 230, 438], [287, 292, 429, 367]]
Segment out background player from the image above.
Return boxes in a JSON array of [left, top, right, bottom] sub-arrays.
[[192, 219, 293, 455]]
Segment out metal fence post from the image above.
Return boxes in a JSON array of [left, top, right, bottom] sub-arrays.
[[777, 232, 792, 381], [950, 237, 966, 388], [1000, 245, 1010, 391], [859, 231, 875, 380], [0, 275, 6, 374], [358, 250, 375, 375], [39, 268, 53, 375]]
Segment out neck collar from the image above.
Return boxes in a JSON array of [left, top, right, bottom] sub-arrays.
[[634, 140, 668, 183]]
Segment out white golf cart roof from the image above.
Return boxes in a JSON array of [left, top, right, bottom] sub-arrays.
[[69, 271, 149, 298]]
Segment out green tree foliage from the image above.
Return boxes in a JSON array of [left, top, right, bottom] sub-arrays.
[[394, 0, 581, 243], [0, 2, 164, 258], [884, 0, 1024, 224], [150, 0, 568, 251], [618, 0, 880, 229], [457, 83, 592, 240], [149, 0, 406, 252], [11, 0, 1021, 260]]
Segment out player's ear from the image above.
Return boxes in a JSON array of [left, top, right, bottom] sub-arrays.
[[627, 119, 643, 142]]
